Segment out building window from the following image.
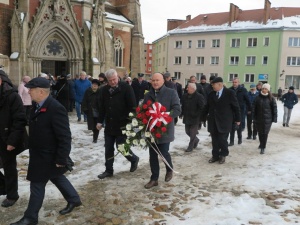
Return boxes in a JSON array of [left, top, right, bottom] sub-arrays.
[[159, 45, 161, 53], [212, 39, 220, 48], [148, 67, 152, 71], [158, 58, 161, 66], [175, 41, 182, 49], [174, 72, 181, 80], [187, 56, 191, 65], [149, 45, 152, 50], [230, 56, 239, 65], [163, 43, 165, 51], [264, 37, 270, 46], [287, 56, 300, 66], [247, 38, 257, 47], [246, 56, 256, 65], [231, 38, 240, 48], [197, 40, 205, 48], [196, 56, 204, 65], [196, 73, 203, 80], [162, 57, 165, 66], [285, 75, 300, 89], [288, 37, 300, 47], [210, 73, 218, 77], [149, 53, 152, 57], [114, 37, 124, 67], [149, 60, 152, 64], [188, 40, 192, 48], [229, 73, 238, 81], [174, 56, 181, 64], [211, 56, 219, 65], [245, 74, 255, 83], [262, 56, 268, 65]]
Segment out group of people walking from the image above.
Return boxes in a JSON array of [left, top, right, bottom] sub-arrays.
[[0, 67, 298, 224]]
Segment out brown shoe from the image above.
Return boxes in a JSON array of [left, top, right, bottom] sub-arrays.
[[144, 180, 158, 189], [219, 156, 226, 164], [165, 171, 173, 182]]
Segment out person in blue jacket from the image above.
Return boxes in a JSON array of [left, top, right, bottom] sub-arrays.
[[281, 86, 298, 127], [74, 71, 91, 122]]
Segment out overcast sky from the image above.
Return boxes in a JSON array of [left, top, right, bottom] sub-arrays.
[[140, 0, 300, 43]]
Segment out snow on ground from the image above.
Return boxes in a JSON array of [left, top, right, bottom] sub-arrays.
[[11, 100, 300, 224]]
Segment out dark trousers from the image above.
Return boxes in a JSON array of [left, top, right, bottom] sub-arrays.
[[247, 114, 257, 138], [149, 142, 172, 181], [24, 105, 31, 125], [229, 123, 242, 143], [24, 174, 80, 221], [104, 133, 138, 174], [0, 145, 19, 200], [258, 133, 269, 148], [185, 124, 199, 150], [211, 131, 229, 158], [92, 118, 100, 141]]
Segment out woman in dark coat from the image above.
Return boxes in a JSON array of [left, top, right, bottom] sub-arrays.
[[82, 79, 101, 143], [252, 83, 277, 154]]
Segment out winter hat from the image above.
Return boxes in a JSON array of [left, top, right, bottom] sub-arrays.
[[211, 77, 223, 84], [91, 79, 100, 86], [262, 83, 270, 91], [209, 75, 216, 81], [289, 86, 294, 90], [25, 77, 50, 88], [200, 75, 206, 80], [163, 72, 171, 78], [250, 84, 256, 89]]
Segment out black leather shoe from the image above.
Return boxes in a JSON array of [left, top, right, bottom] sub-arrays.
[[59, 201, 82, 215], [2, 198, 18, 207], [185, 148, 193, 152], [144, 180, 158, 189], [283, 123, 286, 127], [97, 171, 113, 179], [260, 148, 265, 154], [228, 142, 234, 146], [219, 156, 226, 164], [238, 139, 242, 144], [165, 171, 173, 182], [130, 157, 139, 172], [253, 136, 256, 140], [193, 138, 199, 149], [246, 136, 252, 139], [208, 157, 219, 163], [10, 217, 38, 225]]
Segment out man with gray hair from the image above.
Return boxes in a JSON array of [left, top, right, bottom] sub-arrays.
[[180, 83, 205, 152], [96, 69, 139, 179]]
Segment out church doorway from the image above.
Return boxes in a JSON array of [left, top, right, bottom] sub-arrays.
[[41, 60, 68, 77]]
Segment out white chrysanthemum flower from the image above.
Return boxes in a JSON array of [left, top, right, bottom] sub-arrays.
[[132, 118, 138, 126], [145, 132, 151, 137], [140, 139, 146, 146], [139, 126, 144, 130], [126, 139, 130, 144], [126, 131, 131, 137], [131, 132, 136, 137], [118, 144, 125, 152], [133, 139, 139, 145], [129, 112, 134, 117], [151, 137, 155, 143], [122, 130, 126, 134], [126, 124, 132, 130]]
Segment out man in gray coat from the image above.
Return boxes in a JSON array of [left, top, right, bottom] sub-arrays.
[[143, 73, 181, 189]]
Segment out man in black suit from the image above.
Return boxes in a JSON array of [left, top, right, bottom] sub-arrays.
[[203, 77, 241, 164], [11, 77, 81, 225], [96, 69, 139, 179], [131, 73, 149, 105]]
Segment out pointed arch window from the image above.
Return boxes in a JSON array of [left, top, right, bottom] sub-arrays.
[[114, 37, 124, 67]]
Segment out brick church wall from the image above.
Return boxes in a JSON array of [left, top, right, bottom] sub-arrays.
[[0, 1, 14, 56]]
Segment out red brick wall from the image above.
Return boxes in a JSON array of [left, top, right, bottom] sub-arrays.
[[0, 1, 14, 55], [29, 0, 40, 22], [72, 5, 83, 28]]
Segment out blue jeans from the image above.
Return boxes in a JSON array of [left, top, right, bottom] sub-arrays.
[[149, 142, 173, 181], [104, 134, 138, 174], [75, 101, 86, 120]]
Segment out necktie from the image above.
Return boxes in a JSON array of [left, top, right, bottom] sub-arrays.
[[216, 92, 219, 99], [109, 87, 116, 94], [35, 103, 40, 113]]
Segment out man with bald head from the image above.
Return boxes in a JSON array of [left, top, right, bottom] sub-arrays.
[[143, 73, 181, 189]]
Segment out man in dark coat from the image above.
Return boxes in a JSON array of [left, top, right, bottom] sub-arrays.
[[131, 73, 149, 105], [163, 72, 177, 90], [203, 77, 241, 164], [281, 86, 298, 127], [82, 79, 101, 143], [11, 77, 81, 225], [180, 82, 205, 152], [228, 78, 251, 146], [0, 71, 27, 207], [143, 73, 181, 189], [184, 75, 206, 97], [172, 77, 183, 125], [52, 74, 70, 111], [96, 69, 139, 179]]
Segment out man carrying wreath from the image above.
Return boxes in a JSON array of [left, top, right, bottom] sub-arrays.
[[143, 73, 181, 189]]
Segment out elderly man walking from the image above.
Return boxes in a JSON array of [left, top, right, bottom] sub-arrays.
[[181, 83, 205, 152], [96, 69, 139, 179], [143, 73, 181, 189]]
